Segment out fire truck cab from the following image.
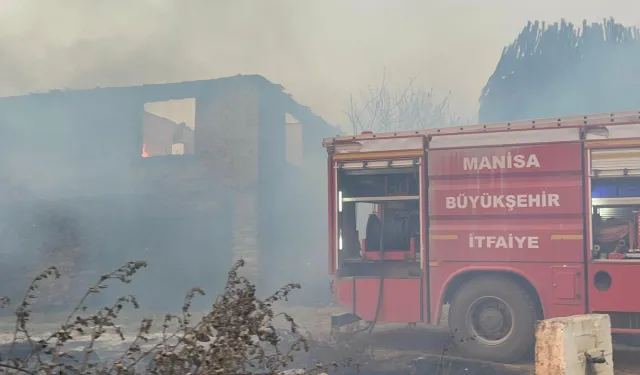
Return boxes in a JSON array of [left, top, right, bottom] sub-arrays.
[[323, 111, 640, 363]]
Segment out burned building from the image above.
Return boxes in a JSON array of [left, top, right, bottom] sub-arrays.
[[0, 75, 339, 310]]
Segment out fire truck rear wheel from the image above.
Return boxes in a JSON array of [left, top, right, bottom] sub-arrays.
[[448, 275, 536, 363]]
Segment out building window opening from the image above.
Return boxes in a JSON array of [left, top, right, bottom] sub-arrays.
[[142, 98, 196, 158]]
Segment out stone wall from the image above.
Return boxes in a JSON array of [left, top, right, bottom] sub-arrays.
[[0, 75, 337, 304], [231, 190, 259, 278], [195, 82, 261, 279]]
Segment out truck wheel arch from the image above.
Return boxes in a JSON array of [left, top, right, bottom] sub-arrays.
[[437, 268, 544, 324]]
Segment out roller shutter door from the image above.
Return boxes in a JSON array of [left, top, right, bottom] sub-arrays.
[[338, 158, 419, 171], [598, 207, 635, 220], [591, 148, 640, 178]]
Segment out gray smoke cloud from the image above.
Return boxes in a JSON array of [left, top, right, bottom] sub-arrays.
[[1, 0, 639, 313], [2, 0, 638, 128]]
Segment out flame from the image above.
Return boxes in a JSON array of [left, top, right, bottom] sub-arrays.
[[141, 144, 149, 158]]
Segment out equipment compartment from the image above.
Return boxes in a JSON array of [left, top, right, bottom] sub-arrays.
[[335, 160, 423, 276], [589, 148, 640, 259]]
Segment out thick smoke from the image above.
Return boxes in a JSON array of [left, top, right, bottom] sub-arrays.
[[1, 1, 639, 314], [479, 18, 640, 122], [2, 1, 640, 125], [2, 0, 639, 124]]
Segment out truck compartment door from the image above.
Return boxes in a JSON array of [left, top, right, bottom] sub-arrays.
[[551, 266, 582, 305]]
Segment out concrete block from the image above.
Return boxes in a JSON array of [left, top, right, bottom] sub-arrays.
[[535, 314, 613, 375]]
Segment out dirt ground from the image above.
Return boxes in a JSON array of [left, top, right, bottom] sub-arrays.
[[1, 302, 640, 374], [272, 303, 640, 375]]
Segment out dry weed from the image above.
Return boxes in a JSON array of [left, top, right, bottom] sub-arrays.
[[0, 259, 359, 375]]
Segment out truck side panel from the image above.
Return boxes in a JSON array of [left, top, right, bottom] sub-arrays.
[[335, 277, 422, 322], [429, 176, 583, 217], [430, 262, 585, 321], [428, 142, 583, 177], [588, 261, 640, 314], [429, 217, 584, 263], [427, 142, 586, 323]]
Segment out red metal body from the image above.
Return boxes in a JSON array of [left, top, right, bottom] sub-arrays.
[[324, 110, 640, 334], [637, 212, 640, 250]]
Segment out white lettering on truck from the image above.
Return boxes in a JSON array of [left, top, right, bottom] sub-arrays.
[[444, 192, 560, 211], [463, 153, 540, 171], [468, 233, 539, 249]]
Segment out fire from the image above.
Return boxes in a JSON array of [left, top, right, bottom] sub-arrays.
[[141, 144, 149, 158]]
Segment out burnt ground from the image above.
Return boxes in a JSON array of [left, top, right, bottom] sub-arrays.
[[1, 304, 640, 375]]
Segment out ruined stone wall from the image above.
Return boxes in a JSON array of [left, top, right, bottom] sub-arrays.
[[195, 82, 261, 279], [0, 76, 337, 307]]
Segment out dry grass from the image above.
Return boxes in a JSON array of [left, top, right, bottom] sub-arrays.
[[0, 260, 366, 375]]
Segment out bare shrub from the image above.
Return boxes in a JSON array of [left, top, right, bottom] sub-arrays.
[[0, 259, 358, 375], [346, 70, 460, 134]]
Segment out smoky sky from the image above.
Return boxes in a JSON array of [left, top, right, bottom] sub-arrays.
[[0, 0, 638, 130]]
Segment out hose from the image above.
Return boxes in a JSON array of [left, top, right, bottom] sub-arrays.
[[352, 208, 420, 335], [367, 209, 420, 333], [367, 209, 385, 334], [365, 211, 419, 251], [348, 211, 386, 335]]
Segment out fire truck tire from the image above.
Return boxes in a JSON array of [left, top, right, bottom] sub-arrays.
[[448, 275, 536, 363]]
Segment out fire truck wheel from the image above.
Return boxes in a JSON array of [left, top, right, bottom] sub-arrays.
[[448, 275, 536, 363]]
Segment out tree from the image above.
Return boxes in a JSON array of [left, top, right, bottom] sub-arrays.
[[346, 71, 459, 134], [479, 18, 640, 123]]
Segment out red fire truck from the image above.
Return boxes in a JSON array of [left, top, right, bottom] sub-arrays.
[[323, 111, 640, 363]]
